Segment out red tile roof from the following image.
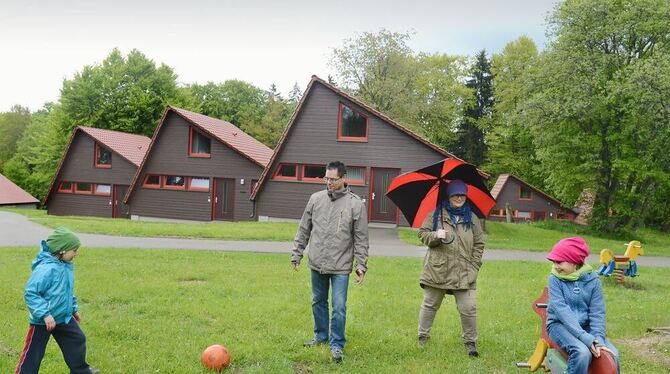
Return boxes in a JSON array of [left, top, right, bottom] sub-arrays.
[[43, 127, 151, 205], [170, 107, 273, 167], [78, 126, 151, 166], [124, 106, 274, 203], [250, 75, 487, 201], [491, 173, 572, 210], [490, 174, 511, 200], [0, 172, 39, 205]]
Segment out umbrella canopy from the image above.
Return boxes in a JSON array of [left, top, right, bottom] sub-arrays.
[[385, 158, 495, 227]]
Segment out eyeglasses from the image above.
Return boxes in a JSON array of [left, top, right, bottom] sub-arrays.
[[323, 177, 342, 183]]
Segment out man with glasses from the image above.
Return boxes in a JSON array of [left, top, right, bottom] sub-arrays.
[[291, 161, 369, 363]]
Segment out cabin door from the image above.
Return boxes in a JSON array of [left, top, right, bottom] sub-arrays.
[[369, 168, 400, 223], [112, 185, 130, 219], [213, 178, 235, 221]]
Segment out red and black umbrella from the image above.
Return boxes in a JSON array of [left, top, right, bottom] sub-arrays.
[[385, 158, 495, 227]]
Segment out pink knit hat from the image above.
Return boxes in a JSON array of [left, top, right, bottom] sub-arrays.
[[547, 237, 590, 264]]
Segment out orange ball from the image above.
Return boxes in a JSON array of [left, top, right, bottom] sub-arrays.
[[201, 344, 230, 371]]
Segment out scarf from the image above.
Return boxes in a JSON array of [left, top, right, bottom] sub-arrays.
[[551, 263, 593, 281], [432, 200, 473, 231]]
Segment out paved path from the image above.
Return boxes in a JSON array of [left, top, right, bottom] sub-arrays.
[[2, 211, 669, 267]]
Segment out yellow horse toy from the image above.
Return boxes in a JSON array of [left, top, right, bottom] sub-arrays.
[[597, 240, 644, 278]]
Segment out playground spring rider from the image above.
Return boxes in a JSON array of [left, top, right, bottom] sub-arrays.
[[516, 288, 617, 373], [598, 241, 643, 284]]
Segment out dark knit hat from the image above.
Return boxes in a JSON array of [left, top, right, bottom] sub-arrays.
[[447, 179, 468, 197], [46, 227, 81, 254]]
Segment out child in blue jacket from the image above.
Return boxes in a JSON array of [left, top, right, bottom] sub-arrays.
[[15, 227, 99, 374], [546, 236, 619, 374]]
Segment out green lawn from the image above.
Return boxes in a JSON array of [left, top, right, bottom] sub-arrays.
[[2, 208, 298, 241], [1, 248, 668, 373], [399, 220, 670, 257]]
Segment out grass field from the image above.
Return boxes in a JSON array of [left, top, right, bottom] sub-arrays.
[[1, 247, 668, 373]]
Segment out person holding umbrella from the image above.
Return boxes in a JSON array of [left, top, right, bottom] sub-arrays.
[[416, 179, 486, 357]]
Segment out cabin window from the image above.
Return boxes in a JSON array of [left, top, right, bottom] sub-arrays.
[[189, 127, 211, 157], [95, 143, 112, 168], [273, 164, 298, 181], [515, 210, 532, 219], [338, 103, 368, 141], [143, 174, 161, 188], [74, 182, 93, 194], [489, 209, 505, 217], [94, 184, 111, 196], [58, 182, 73, 193], [165, 175, 186, 190], [302, 165, 325, 182], [189, 177, 210, 191], [346, 166, 366, 185], [519, 186, 532, 200]]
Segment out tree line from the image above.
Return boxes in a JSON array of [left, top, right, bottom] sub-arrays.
[[1, 0, 668, 233]]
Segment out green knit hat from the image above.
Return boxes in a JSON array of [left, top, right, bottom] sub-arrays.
[[46, 227, 81, 254]]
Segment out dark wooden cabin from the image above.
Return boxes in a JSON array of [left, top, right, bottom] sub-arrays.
[[251, 75, 471, 225], [124, 106, 273, 221], [488, 173, 577, 222], [44, 126, 151, 218]]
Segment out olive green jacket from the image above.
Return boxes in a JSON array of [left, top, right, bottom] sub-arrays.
[[291, 186, 369, 275], [418, 208, 486, 290]]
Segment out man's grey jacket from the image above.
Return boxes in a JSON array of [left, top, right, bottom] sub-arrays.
[[291, 186, 369, 275]]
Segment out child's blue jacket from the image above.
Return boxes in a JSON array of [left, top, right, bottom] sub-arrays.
[[546, 271, 606, 347], [24, 241, 78, 325]]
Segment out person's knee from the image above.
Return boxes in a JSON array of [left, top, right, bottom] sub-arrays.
[[457, 301, 477, 317]]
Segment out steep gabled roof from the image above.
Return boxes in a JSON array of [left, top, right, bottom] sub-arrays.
[[251, 75, 482, 200], [78, 126, 151, 166], [170, 106, 273, 167], [490, 174, 510, 200], [43, 126, 151, 205], [491, 173, 572, 210], [124, 106, 273, 203], [0, 173, 39, 205]]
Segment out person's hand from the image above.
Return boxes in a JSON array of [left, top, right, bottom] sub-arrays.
[[73, 312, 81, 323], [44, 315, 56, 332], [436, 229, 446, 239], [355, 269, 365, 284], [291, 261, 299, 272], [590, 343, 601, 358]]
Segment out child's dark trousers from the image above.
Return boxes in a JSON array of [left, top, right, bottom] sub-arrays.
[[15, 319, 92, 374]]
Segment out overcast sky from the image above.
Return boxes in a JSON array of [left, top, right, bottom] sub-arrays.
[[0, 0, 559, 112]]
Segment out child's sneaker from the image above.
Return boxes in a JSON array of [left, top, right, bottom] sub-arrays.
[[418, 335, 429, 348]]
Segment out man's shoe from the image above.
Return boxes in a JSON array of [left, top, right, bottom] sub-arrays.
[[331, 347, 343, 363], [90, 368, 101, 374], [465, 342, 479, 357], [418, 335, 429, 348], [303, 339, 327, 348]]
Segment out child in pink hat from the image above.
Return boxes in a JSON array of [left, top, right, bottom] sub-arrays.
[[546, 237, 619, 374]]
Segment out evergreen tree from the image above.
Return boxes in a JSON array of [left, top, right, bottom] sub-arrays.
[[452, 50, 493, 166]]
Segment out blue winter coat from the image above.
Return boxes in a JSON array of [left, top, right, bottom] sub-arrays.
[[546, 271, 607, 347], [24, 241, 78, 325]]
